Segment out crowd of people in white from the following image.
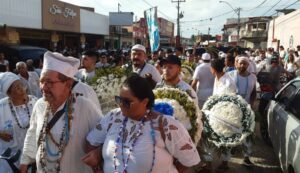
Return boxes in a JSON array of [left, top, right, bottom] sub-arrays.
[[0, 43, 299, 173]]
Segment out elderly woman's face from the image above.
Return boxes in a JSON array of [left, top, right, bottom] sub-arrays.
[[117, 86, 148, 120], [7, 80, 26, 97]]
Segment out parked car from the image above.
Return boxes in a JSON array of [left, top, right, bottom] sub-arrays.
[[267, 77, 300, 173], [0, 44, 47, 71]]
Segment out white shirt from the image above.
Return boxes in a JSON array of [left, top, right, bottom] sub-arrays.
[[192, 63, 215, 107], [21, 95, 102, 173], [133, 63, 162, 83], [213, 73, 236, 95], [228, 70, 256, 103], [72, 81, 101, 111], [75, 69, 96, 82], [0, 96, 37, 173], [87, 108, 200, 173], [19, 72, 42, 98], [95, 62, 110, 68]]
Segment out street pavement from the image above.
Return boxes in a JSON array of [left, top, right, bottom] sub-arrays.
[[209, 123, 282, 173]]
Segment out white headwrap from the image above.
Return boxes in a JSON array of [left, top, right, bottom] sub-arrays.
[[237, 56, 250, 64], [0, 72, 20, 94], [42, 51, 80, 78]]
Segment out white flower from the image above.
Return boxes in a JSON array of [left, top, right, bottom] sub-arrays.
[[155, 98, 191, 130]]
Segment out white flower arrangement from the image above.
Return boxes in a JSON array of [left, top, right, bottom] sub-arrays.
[[153, 87, 203, 143], [181, 65, 194, 83], [155, 98, 192, 130], [202, 94, 255, 148], [89, 67, 129, 114]]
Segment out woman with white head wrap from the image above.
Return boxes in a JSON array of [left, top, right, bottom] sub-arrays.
[[0, 72, 37, 173]]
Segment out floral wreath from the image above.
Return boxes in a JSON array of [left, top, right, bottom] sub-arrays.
[[181, 65, 194, 84], [88, 67, 130, 114], [153, 87, 202, 143], [202, 94, 255, 148]]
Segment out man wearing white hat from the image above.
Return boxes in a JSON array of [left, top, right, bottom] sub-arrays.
[[19, 51, 102, 173], [229, 55, 257, 105], [131, 44, 162, 83], [191, 53, 215, 108]]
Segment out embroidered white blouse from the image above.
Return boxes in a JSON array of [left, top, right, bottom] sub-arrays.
[[87, 108, 200, 173]]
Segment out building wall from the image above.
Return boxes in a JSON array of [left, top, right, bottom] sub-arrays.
[[0, 0, 42, 29], [268, 9, 300, 50], [80, 9, 109, 35]]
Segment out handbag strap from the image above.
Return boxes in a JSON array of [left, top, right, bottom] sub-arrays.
[[46, 104, 66, 133]]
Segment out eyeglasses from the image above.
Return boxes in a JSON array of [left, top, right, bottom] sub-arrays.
[[115, 96, 133, 108], [40, 80, 65, 88]]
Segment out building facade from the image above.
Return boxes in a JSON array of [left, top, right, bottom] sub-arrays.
[[267, 9, 300, 51], [0, 0, 109, 51], [222, 17, 271, 49]]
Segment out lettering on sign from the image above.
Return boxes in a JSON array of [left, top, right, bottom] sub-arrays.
[[49, 4, 77, 18]]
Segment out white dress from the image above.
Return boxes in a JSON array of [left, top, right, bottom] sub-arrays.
[[213, 73, 237, 95], [0, 96, 37, 173], [87, 108, 200, 173], [20, 95, 102, 173]]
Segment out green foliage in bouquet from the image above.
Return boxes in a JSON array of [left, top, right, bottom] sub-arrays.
[[154, 88, 200, 142]]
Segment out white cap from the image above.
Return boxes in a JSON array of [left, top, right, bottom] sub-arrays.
[[131, 44, 146, 53], [0, 72, 20, 94], [220, 53, 227, 58], [202, 53, 211, 60], [42, 51, 80, 78]]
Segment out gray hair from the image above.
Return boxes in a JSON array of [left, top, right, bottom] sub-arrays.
[[16, 61, 27, 69]]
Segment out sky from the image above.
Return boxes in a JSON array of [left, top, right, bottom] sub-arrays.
[[61, 0, 300, 38]]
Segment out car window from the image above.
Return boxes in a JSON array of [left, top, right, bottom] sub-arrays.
[[289, 89, 300, 118], [276, 81, 300, 107], [20, 49, 46, 60]]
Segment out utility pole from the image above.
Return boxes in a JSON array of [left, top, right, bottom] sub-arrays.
[[237, 7, 241, 46], [118, 3, 122, 49], [219, 1, 241, 46], [118, 3, 121, 12], [172, 0, 185, 47]]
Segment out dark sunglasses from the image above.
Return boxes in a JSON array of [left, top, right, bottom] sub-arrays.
[[115, 96, 133, 108]]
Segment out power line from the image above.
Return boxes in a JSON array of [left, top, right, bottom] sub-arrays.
[[268, 0, 300, 16], [283, 0, 300, 8], [262, 0, 282, 16], [181, 10, 234, 23], [244, 0, 268, 11]]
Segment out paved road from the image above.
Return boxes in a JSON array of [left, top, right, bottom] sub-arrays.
[[209, 123, 282, 173]]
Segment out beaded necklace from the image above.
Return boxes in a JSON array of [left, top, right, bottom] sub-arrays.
[[8, 98, 31, 129], [113, 111, 156, 173], [38, 94, 73, 173]]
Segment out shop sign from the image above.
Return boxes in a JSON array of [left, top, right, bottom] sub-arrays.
[[49, 4, 77, 18], [42, 0, 80, 33]]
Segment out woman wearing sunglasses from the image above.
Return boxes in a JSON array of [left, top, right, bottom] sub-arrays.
[[82, 73, 200, 173]]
